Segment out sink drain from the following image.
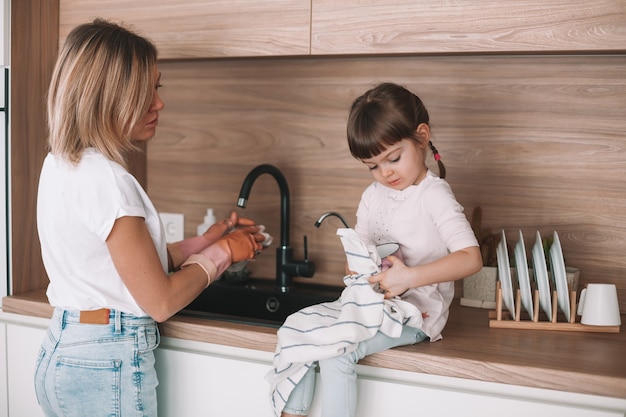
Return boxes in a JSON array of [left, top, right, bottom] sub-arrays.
[[266, 297, 280, 313]]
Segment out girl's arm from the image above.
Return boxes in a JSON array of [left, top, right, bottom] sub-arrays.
[[369, 245, 482, 299]]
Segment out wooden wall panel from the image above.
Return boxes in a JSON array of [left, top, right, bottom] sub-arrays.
[[59, 0, 311, 59], [10, 3, 147, 295], [150, 54, 626, 310], [10, 0, 59, 294], [312, 0, 626, 55]]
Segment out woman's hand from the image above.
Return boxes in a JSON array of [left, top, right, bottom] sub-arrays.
[[201, 211, 257, 246], [168, 211, 260, 270], [188, 226, 269, 284], [215, 227, 267, 263]]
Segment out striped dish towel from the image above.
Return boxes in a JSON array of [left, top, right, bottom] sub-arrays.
[[266, 228, 423, 416]]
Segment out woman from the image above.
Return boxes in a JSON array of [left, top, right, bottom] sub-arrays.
[[34, 19, 268, 416]]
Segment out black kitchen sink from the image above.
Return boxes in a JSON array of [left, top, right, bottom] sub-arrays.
[[181, 278, 343, 328]]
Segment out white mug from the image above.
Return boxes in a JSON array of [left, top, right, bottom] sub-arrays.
[[577, 283, 621, 326]]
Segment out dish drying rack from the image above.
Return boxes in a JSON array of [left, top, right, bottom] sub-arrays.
[[489, 282, 620, 333]]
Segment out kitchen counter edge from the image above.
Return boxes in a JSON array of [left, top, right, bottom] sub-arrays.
[[2, 290, 625, 400]]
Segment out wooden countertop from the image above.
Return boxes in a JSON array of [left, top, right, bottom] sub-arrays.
[[3, 290, 625, 399]]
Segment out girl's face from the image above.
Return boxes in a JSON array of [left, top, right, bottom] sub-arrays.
[[130, 68, 164, 142], [360, 136, 428, 191]]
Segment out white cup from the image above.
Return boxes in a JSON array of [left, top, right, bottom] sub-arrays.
[[577, 283, 621, 326]]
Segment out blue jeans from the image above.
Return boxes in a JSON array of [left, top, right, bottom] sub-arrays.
[[282, 325, 428, 417], [34, 308, 160, 417]]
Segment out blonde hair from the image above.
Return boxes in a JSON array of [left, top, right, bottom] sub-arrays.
[[47, 18, 158, 166]]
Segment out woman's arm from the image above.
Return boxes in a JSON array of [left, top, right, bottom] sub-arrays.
[[107, 216, 210, 322], [369, 245, 482, 299]]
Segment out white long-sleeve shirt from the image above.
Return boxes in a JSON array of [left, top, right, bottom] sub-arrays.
[[355, 170, 478, 340]]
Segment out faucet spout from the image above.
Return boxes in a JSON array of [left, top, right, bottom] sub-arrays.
[[315, 211, 350, 228], [237, 164, 290, 247], [237, 164, 314, 292]]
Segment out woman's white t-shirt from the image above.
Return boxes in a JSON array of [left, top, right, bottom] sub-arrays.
[[355, 170, 478, 341], [37, 149, 168, 317]]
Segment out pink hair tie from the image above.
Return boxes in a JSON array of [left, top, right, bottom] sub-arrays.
[[434, 153, 441, 161]]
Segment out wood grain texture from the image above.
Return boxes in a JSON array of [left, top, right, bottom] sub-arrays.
[[5, 291, 625, 399], [59, 0, 311, 59], [12, 3, 626, 315], [59, 1, 626, 59], [312, 0, 626, 54], [10, 0, 59, 294], [149, 54, 626, 311]]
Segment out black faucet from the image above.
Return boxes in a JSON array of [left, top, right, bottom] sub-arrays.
[[237, 164, 315, 292], [314, 211, 351, 229]]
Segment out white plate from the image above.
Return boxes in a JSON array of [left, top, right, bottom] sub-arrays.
[[496, 230, 516, 319], [550, 231, 570, 319], [514, 230, 533, 318], [532, 231, 552, 321], [376, 243, 399, 259]]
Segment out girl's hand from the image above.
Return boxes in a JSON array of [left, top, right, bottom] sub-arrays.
[[369, 246, 483, 299], [368, 255, 412, 299]]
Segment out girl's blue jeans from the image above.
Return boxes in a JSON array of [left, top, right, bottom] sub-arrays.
[[34, 308, 160, 417], [282, 325, 428, 417]]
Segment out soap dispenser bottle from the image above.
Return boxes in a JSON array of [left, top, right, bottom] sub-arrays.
[[197, 208, 216, 236]]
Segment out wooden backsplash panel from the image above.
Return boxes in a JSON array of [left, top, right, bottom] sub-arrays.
[[149, 54, 626, 309]]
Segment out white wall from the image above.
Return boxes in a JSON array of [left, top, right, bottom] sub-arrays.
[[0, 0, 7, 65], [0, 2, 9, 412]]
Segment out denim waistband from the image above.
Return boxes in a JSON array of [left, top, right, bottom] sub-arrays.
[[54, 308, 155, 327]]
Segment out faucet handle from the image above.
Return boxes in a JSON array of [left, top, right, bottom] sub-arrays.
[[298, 235, 315, 277], [283, 259, 315, 278], [281, 235, 315, 279]]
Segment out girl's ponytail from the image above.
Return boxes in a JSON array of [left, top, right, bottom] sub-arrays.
[[428, 141, 446, 179]]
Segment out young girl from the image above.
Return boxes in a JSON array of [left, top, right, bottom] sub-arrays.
[[278, 82, 482, 417], [34, 19, 268, 416]]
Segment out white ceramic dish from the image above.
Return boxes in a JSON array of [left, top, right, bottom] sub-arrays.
[[376, 243, 399, 259], [496, 230, 516, 319], [550, 231, 570, 319], [532, 231, 552, 321], [514, 230, 533, 318]]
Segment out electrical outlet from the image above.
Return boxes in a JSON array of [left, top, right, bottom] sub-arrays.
[[159, 212, 184, 243]]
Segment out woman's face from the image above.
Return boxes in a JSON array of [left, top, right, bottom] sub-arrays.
[[360, 138, 428, 191], [130, 68, 164, 142]]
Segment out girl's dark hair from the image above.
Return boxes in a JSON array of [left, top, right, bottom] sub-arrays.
[[347, 82, 446, 179]]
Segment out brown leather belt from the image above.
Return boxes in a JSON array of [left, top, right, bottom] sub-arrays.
[[79, 308, 111, 324]]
